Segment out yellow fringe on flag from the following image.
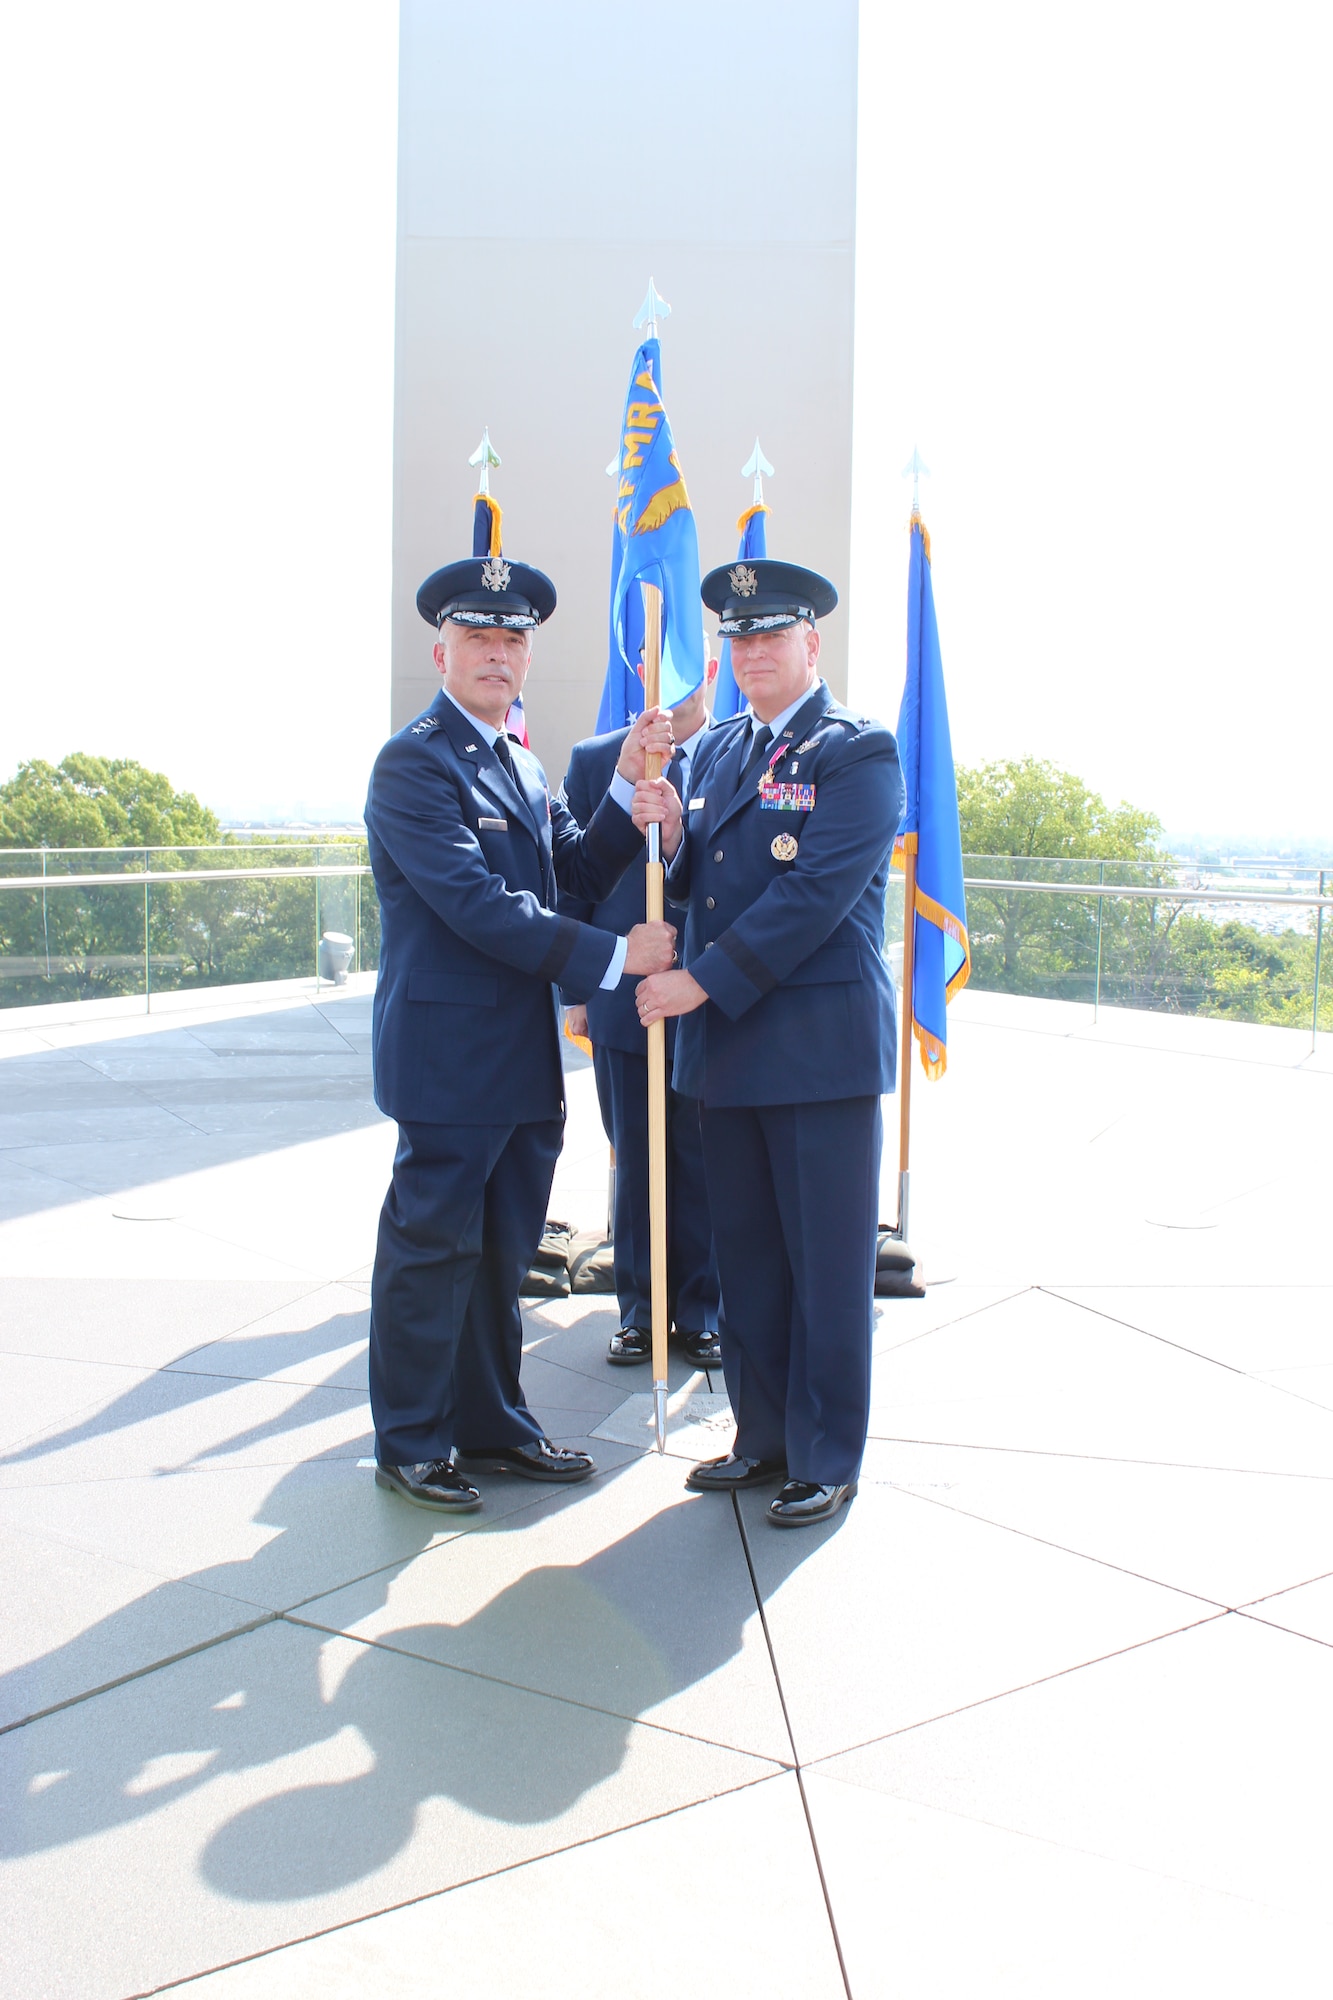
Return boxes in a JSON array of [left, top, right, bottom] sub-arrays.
[[910, 508, 932, 563], [914, 1020, 947, 1078], [563, 1015, 593, 1061], [475, 492, 503, 556], [892, 830, 969, 1074], [736, 502, 769, 534]]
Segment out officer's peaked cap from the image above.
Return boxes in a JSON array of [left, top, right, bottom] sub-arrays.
[[701, 559, 838, 636], [417, 556, 557, 631]]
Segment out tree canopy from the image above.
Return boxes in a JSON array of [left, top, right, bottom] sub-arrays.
[[957, 756, 1164, 863], [0, 755, 222, 850]]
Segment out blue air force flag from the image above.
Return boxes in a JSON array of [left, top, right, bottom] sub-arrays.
[[894, 513, 970, 1077], [711, 502, 767, 720], [598, 338, 704, 729]]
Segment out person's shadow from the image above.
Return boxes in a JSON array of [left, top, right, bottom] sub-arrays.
[[3, 1309, 834, 1900]]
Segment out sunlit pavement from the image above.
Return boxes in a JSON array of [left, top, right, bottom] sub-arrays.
[[1, 978, 1331, 1998]]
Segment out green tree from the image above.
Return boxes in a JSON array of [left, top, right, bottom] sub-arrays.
[[957, 757, 1172, 997], [956, 755, 1326, 1026], [0, 755, 221, 850], [957, 757, 1164, 866]]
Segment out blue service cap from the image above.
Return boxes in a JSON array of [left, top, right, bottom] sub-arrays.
[[417, 555, 557, 630], [701, 558, 838, 636]]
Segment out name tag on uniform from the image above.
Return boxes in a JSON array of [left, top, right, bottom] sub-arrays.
[[759, 781, 815, 811], [478, 815, 509, 831], [688, 797, 706, 810]]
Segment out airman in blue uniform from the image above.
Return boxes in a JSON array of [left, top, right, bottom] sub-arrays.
[[558, 661, 721, 1370], [637, 560, 904, 1526], [364, 552, 677, 1514]]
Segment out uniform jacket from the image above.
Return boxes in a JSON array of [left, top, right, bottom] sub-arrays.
[[365, 687, 643, 1126], [666, 681, 904, 1107], [558, 725, 685, 1059]]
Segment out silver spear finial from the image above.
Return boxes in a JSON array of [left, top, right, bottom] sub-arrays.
[[741, 437, 775, 507], [468, 427, 501, 495]]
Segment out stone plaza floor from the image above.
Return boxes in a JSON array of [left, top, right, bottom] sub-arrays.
[[1, 975, 1331, 1997]]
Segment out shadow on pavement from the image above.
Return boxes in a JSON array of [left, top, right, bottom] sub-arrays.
[[2, 1299, 828, 1897]]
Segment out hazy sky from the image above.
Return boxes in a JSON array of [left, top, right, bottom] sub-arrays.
[[1, 2, 1329, 838]]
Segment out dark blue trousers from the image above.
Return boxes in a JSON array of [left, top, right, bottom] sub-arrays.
[[368, 1117, 561, 1466], [699, 1095, 882, 1485], [592, 1043, 719, 1335]]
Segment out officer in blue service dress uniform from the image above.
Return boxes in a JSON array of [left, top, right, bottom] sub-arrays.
[[558, 663, 721, 1370], [364, 552, 677, 1514], [636, 559, 904, 1527]]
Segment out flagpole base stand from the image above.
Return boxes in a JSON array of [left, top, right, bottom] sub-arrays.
[[885, 1169, 911, 1243], [653, 1380, 669, 1454]]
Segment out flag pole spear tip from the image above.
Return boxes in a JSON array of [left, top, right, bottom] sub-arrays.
[[468, 427, 501, 496], [900, 447, 930, 517], [633, 277, 672, 343], [741, 437, 775, 506]]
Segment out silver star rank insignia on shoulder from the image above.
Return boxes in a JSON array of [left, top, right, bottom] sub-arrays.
[[729, 563, 758, 597], [481, 557, 511, 592]]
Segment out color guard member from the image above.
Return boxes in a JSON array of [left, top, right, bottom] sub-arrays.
[[364, 551, 676, 1514], [636, 560, 904, 1526]]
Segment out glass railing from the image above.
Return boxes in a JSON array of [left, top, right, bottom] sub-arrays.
[[905, 855, 1333, 1038], [0, 844, 377, 1010], [3, 842, 1328, 1037]]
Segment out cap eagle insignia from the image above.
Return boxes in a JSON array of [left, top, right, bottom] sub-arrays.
[[729, 563, 759, 597], [481, 557, 511, 592]]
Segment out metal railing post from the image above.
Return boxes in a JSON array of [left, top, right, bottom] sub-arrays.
[[143, 848, 151, 1014], [1314, 868, 1326, 1052], [1094, 861, 1104, 1021]]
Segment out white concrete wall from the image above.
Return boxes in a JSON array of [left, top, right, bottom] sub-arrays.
[[392, 0, 859, 783]]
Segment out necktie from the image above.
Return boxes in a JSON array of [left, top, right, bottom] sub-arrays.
[[666, 745, 686, 800], [492, 732, 517, 780], [736, 723, 773, 791]]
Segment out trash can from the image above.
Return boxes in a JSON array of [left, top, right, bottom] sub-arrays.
[[317, 931, 355, 984]]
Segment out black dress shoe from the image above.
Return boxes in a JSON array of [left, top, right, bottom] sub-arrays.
[[608, 1326, 651, 1364], [456, 1439, 596, 1483], [767, 1479, 857, 1527], [679, 1328, 722, 1367], [375, 1461, 483, 1512], [685, 1452, 787, 1493]]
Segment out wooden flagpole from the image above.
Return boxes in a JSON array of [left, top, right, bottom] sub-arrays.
[[896, 837, 918, 1244], [641, 581, 670, 1451]]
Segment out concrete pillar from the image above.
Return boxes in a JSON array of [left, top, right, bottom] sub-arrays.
[[392, 0, 858, 781]]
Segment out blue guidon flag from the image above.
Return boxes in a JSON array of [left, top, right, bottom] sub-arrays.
[[597, 337, 704, 729], [894, 513, 970, 1076]]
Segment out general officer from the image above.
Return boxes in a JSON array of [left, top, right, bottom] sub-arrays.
[[364, 551, 677, 1514], [558, 660, 721, 1370], [636, 559, 904, 1527]]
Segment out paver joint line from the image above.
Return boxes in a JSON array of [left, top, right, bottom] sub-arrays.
[[0, 1611, 281, 1738], [731, 1492, 855, 2000], [114, 1770, 789, 2000], [1037, 1285, 1333, 1400], [867, 1434, 1333, 1483], [802, 1610, 1232, 1773], [881, 1475, 1226, 1609]]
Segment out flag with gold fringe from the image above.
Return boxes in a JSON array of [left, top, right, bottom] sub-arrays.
[[598, 335, 703, 730], [893, 513, 970, 1075]]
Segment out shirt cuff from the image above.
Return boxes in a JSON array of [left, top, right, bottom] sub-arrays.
[[608, 770, 636, 815], [599, 934, 629, 990]]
